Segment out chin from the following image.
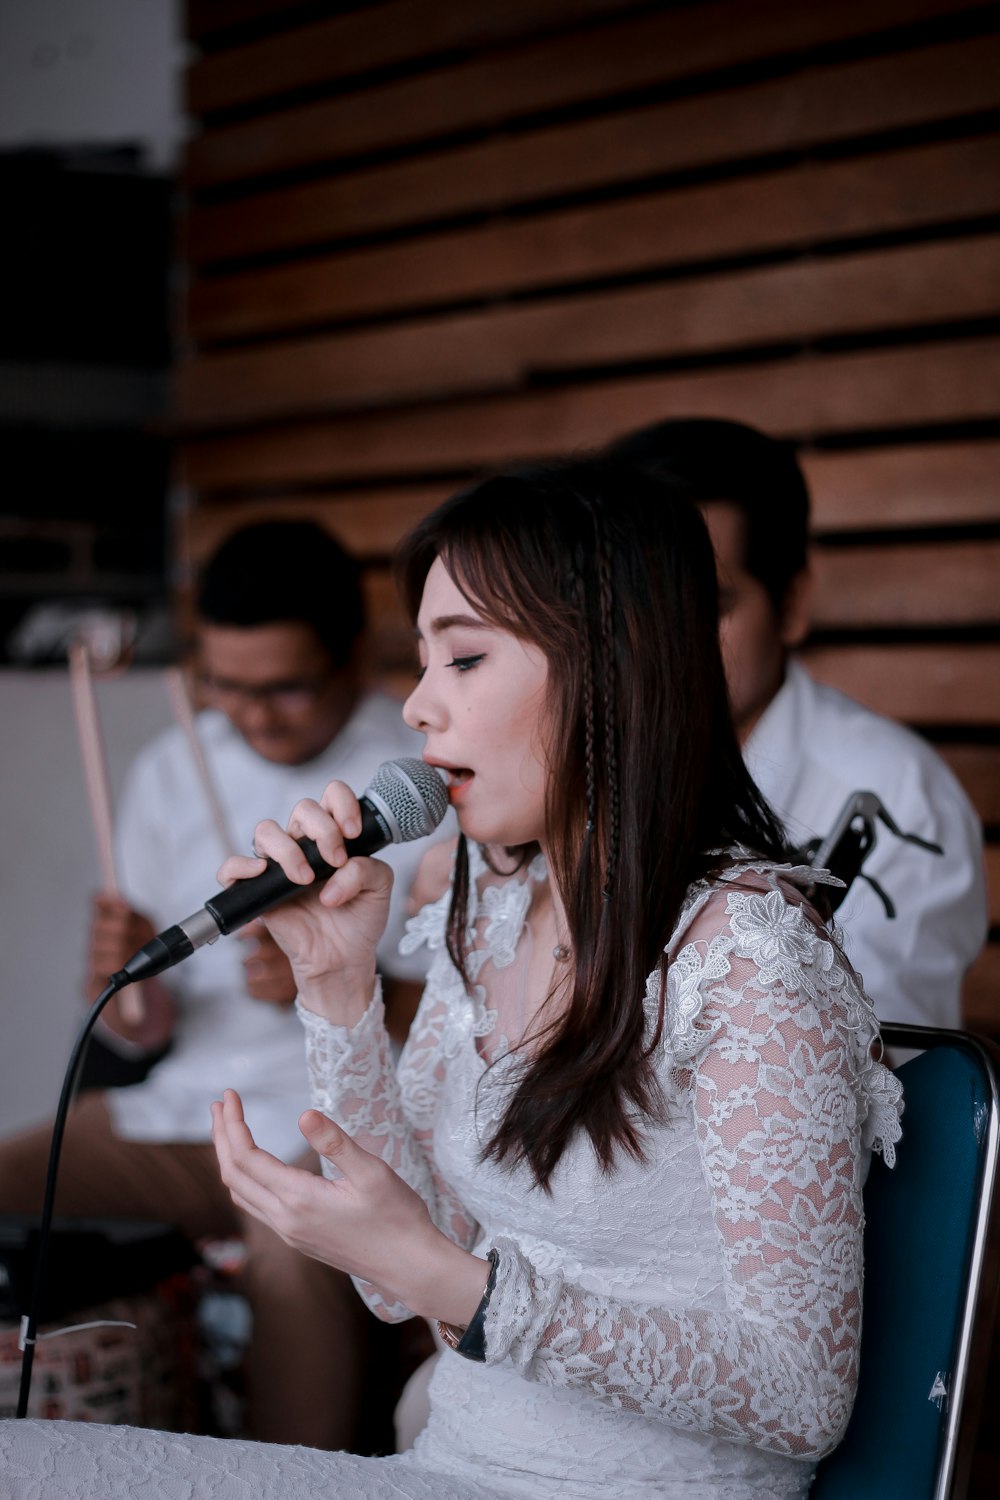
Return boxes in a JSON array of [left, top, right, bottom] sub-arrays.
[[248, 739, 307, 766], [457, 815, 541, 850]]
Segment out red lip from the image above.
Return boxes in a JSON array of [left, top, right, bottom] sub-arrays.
[[423, 757, 474, 802]]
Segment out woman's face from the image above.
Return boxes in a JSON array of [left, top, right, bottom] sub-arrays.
[[403, 557, 551, 848]]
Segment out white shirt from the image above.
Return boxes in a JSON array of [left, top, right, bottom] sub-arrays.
[[105, 692, 436, 1159], [744, 658, 987, 1028]]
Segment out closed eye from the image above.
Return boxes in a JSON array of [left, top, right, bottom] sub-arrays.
[[447, 654, 485, 672]]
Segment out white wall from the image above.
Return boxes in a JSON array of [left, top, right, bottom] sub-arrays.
[[0, 0, 183, 170], [0, 4, 185, 1128], [0, 669, 174, 1134]]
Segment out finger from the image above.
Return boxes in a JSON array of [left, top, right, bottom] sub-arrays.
[[215, 1091, 306, 1211], [211, 1093, 278, 1207], [213, 1120, 278, 1220], [92, 893, 133, 918], [317, 780, 365, 841], [206, 1122, 260, 1220], [266, 816, 324, 883], [218, 852, 268, 888], [91, 905, 146, 939], [298, 1109, 378, 1186], [243, 816, 320, 887], [317, 854, 394, 910], [90, 916, 131, 943], [90, 920, 136, 948], [283, 795, 354, 872]]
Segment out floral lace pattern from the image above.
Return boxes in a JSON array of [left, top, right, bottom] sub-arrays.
[[298, 852, 901, 1497], [0, 854, 902, 1500]]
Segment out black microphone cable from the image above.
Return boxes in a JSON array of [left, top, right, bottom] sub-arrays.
[[16, 975, 125, 1419], [15, 756, 448, 1415]]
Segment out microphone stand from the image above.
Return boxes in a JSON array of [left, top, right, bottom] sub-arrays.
[[15, 975, 126, 1419], [801, 789, 944, 920]]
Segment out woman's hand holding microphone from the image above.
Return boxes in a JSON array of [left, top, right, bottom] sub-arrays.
[[216, 778, 394, 1028]]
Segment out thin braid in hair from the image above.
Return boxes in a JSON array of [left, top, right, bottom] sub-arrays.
[[396, 457, 795, 1190], [594, 519, 620, 901], [572, 543, 599, 839]]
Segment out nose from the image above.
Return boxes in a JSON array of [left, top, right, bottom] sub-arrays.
[[233, 692, 281, 735], [403, 671, 439, 733]]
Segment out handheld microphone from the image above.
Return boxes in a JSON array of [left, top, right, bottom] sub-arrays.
[[113, 757, 448, 985]]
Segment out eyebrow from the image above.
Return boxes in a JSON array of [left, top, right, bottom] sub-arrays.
[[414, 612, 490, 638]]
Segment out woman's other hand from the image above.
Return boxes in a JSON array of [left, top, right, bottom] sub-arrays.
[[211, 1090, 488, 1328]]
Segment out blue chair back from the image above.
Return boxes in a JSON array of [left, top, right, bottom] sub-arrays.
[[811, 1026, 1000, 1500]]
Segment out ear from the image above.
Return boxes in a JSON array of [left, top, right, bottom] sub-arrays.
[[779, 566, 812, 649]]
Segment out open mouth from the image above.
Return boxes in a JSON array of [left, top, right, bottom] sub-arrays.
[[436, 764, 474, 799]]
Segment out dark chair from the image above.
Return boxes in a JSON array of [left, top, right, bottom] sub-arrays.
[[811, 1024, 1000, 1500]]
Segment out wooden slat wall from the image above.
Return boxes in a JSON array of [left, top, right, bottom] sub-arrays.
[[179, 0, 1000, 1038]]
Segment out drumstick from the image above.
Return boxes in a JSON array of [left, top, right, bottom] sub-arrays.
[[164, 666, 235, 856], [68, 640, 145, 1025]]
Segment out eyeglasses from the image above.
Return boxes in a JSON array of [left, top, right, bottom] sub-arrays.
[[199, 673, 332, 711]]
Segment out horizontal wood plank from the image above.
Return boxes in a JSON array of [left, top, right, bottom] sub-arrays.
[[179, 233, 1000, 423], [804, 442, 1000, 532], [185, 0, 997, 186], [963, 941, 1000, 1035], [810, 540, 1000, 629], [180, 338, 1000, 489], [188, 34, 1000, 265], [187, 0, 636, 113], [185, 0, 290, 40], [185, 0, 301, 40], [180, 485, 445, 563], [187, 135, 1000, 335], [939, 746, 1000, 827], [801, 644, 1000, 725], [180, 446, 1000, 563]]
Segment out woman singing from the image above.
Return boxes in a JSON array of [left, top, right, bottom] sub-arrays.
[[2, 459, 901, 1499]]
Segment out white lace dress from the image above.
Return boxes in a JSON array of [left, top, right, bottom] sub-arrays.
[[1, 853, 902, 1500]]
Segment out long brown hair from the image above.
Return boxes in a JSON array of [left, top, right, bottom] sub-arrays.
[[397, 458, 789, 1188]]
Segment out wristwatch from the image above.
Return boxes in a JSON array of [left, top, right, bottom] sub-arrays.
[[436, 1247, 499, 1362]]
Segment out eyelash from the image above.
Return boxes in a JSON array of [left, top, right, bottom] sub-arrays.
[[413, 653, 485, 681]]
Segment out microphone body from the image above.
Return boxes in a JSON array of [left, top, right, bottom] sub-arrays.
[[114, 757, 447, 986]]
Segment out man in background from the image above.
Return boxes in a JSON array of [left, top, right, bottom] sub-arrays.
[[609, 417, 987, 1028], [0, 520, 435, 1450]]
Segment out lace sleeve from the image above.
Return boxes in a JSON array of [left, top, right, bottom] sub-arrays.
[[478, 882, 903, 1459], [297, 927, 481, 1319]]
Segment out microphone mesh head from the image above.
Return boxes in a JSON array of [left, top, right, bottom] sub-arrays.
[[365, 757, 449, 843]]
